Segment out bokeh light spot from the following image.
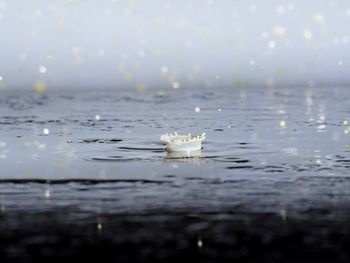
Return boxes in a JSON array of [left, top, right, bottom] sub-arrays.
[[43, 128, 50, 135], [38, 66, 47, 74], [33, 82, 46, 93], [172, 81, 180, 89]]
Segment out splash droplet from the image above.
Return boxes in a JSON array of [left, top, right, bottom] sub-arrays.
[[172, 81, 180, 89], [34, 82, 46, 93], [197, 238, 203, 248], [43, 128, 50, 135], [45, 189, 50, 198], [279, 120, 286, 128], [276, 5, 285, 15], [161, 66, 169, 73], [303, 29, 312, 40], [38, 66, 47, 74], [268, 40, 276, 49]]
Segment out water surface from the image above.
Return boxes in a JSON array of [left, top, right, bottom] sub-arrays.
[[1, 86, 350, 262]]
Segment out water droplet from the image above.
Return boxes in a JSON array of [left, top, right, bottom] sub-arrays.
[[161, 66, 168, 73], [279, 120, 286, 128], [43, 128, 50, 135], [280, 209, 287, 221], [313, 13, 325, 25], [268, 40, 276, 49], [197, 238, 203, 248], [38, 66, 47, 74], [303, 29, 312, 40], [273, 25, 286, 36], [277, 5, 285, 14], [34, 82, 46, 93], [172, 81, 180, 89]]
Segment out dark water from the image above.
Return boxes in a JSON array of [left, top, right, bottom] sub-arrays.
[[1, 86, 350, 262]]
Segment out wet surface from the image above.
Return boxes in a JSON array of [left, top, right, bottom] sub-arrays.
[[1, 86, 350, 262]]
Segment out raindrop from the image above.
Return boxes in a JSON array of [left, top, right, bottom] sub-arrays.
[[161, 66, 169, 73], [43, 128, 50, 135], [172, 81, 180, 89], [38, 66, 47, 74], [268, 40, 276, 49]]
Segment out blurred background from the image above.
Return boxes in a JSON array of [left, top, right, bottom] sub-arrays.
[[0, 0, 350, 91]]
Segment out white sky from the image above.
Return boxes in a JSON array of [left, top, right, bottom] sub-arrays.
[[0, 0, 350, 90]]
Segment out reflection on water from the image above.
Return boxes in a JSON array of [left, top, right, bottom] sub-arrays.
[[166, 150, 203, 159]]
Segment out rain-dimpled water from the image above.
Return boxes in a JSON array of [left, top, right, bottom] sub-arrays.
[[1, 86, 350, 261]]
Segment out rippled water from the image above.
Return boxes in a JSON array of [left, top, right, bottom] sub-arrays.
[[1, 86, 350, 261]]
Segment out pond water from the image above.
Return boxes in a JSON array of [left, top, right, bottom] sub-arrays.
[[1, 86, 350, 262]]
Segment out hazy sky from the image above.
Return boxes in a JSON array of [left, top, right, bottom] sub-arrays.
[[0, 0, 350, 91]]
